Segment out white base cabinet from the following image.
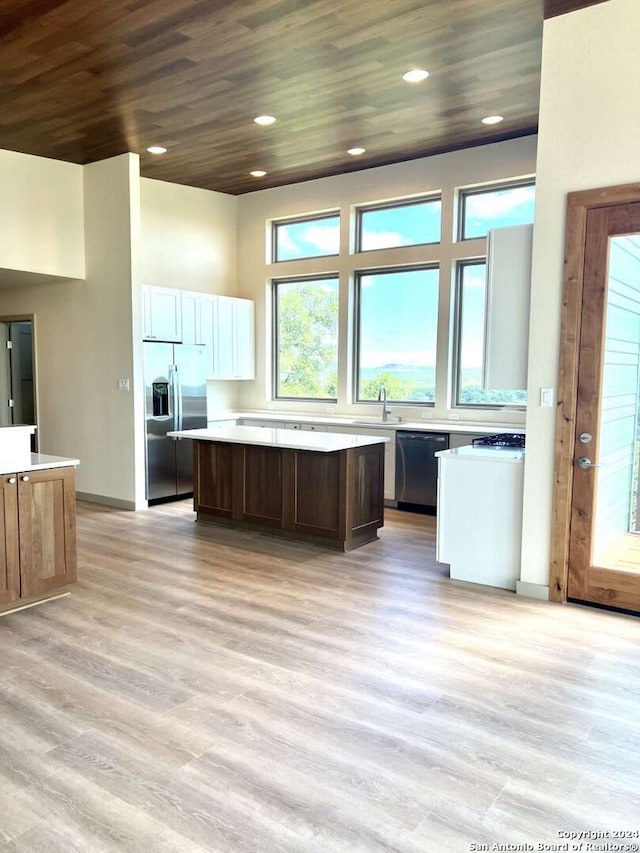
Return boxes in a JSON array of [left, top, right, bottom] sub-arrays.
[[436, 447, 524, 591]]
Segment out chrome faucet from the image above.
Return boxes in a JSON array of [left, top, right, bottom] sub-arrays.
[[378, 385, 392, 422]]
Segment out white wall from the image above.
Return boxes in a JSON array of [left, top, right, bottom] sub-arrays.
[[236, 136, 537, 422], [139, 178, 239, 413], [140, 178, 237, 294], [520, 0, 640, 589], [0, 155, 140, 506], [0, 150, 85, 281]]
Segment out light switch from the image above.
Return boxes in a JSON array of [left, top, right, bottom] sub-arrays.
[[117, 378, 130, 392], [540, 387, 554, 407]]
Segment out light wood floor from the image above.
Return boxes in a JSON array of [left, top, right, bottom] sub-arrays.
[[2, 501, 640, 852]]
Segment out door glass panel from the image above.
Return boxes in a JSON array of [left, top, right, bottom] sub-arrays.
[[592, 234, 640, 570]]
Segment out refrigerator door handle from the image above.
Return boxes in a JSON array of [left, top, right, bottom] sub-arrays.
[[169, 365, 179, 432], [175, 365, 183, 430]]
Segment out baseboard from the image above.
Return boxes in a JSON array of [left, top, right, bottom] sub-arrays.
[[516, 580, 550, 601], [76, 492, 136, 511]]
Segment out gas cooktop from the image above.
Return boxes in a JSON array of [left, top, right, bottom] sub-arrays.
[[472, 433, 526, 448]]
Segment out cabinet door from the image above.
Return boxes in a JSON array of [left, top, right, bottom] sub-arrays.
[[18, 467, 77, 599], [181, 291, 204, 345], [0, 475, 20, 607], [216, 297, 235, 379], [143, 286, 183, 342], [233, 299, 255, 380], [199, 294, 218, 378], [384, 441, 396, 500]]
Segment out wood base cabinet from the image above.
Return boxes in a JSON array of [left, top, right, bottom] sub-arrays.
[[194, 441, 384, 551], [0, 466, 77, 613]]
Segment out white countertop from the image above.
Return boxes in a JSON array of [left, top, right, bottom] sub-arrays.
[[169, 425, 389, 453], [208, 410, 525, 436], [0, 424, 37, 433], [435, 446, 524, 463], [0, 453, 80, 476]]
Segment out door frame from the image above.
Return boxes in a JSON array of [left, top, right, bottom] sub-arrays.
[[550, 182, 640, 603]]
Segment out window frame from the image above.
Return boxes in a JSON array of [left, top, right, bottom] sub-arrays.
[[272, 273, 340, 402], [353, 263, 440, 406], [272, 212, 341, 263], [457, 178, 535, 242], [355, 195, 442, 254], [452, 258, 527, 410]]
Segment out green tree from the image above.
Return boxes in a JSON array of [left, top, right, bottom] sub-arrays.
[[278, 283, 338, 398]]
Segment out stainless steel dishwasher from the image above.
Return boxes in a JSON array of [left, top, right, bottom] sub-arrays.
[[396, 431, 449, 512]]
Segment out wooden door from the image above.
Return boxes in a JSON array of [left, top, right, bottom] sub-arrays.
[[566, 200, 640, 609], [18, 466, 77, 599], [0, 474, 20, 606]]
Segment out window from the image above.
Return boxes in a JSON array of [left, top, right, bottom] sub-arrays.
[[356, 267, 439, 403], [356, 197, 442, 252], [273, 276, 339, 400], [273, 213, 340, 262], [459, 181, 535, 240], [454, 261, 526, 407]]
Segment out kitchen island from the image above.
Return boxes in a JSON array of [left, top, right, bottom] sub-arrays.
[[169, 425, 388, 550]]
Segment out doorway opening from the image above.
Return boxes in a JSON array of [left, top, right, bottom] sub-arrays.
[[0, 317, 37, 450]]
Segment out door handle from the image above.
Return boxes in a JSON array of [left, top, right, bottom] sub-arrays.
[[576, 456, 601, 470]]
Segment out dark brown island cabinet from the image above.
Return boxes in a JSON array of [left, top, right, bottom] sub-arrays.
[[0, 445, 79, 616], [170, 426, 388, 551]]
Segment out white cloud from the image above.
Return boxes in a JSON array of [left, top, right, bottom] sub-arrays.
[[468, 186, 535, 219], [464, 270, 486, 289], [301, 224, 340, 253], [361, 231, 411, 250]]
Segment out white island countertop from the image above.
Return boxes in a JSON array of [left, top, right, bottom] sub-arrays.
[[0, 453, 80, 476], [169, 425, 389, 453], [435, 446, 524, 463]]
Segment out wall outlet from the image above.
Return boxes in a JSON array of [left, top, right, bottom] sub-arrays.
[[266, 402, 275, 410], [421, 410, 433, 419], [117, 378, 130, 391], [325, 406, 336, 413], [449, 413, 461, 420]]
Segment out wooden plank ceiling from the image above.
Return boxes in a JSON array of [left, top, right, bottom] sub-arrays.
[[0, 0, 603, 195]]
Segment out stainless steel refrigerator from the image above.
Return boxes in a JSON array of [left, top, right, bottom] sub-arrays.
[[144, 342, 208, 502]]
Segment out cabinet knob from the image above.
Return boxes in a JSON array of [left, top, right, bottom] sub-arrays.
[[21, 475, 30, 482], [8, 477, 16, 484]]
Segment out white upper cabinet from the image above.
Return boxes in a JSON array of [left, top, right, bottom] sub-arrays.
[[142, 287, 254, 380], [215, 296, 255, 380], [483, 223, 533, 390], [181, 290, 206, 345], [232, 298, 255, 381], [215, 296, 235, 380], [142, 286, 182, 342]]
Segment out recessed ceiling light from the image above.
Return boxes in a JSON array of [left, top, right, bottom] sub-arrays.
[[481, 115, 504, 125], [250, 170, 267, 178], [146, 145, 167, 154], [254, 115, 277, 126], [402, 68, 429, 83], [347, 147, 366, 156]]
